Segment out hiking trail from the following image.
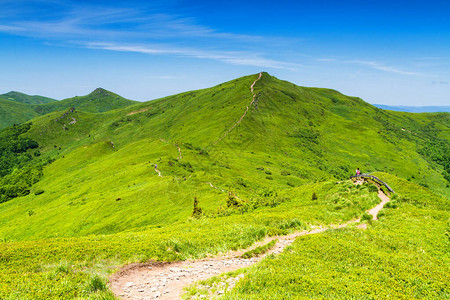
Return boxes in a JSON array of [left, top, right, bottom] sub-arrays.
[[110, 186, 390, 299], [214, 73, 262, 145]]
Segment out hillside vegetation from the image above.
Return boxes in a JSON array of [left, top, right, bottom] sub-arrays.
[[0, 73, 448, 298], [0, 89, 137, 129], [0, 91, 56, 105]]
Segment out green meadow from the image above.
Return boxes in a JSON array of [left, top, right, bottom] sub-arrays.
[[0, 73, 448, 298]]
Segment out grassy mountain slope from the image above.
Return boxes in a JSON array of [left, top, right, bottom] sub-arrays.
[[0, 73, 448, 240], [226, 175, 449, 299], [0, 91, 56, 104], [0, 98, 41, 129], [0, 88, 138, 129], [33, 88, 138, 115], [0, 73, 448, 298]]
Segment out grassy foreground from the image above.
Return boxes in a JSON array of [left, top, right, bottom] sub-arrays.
[[1, 180, 380, 299], [224, 175, 449, 299]]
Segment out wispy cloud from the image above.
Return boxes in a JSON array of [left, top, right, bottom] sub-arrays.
[[0, 1, 294, 69], [85, 42, 300, 70], [348, 60, 418, 76], [317, 58, 337, 62]]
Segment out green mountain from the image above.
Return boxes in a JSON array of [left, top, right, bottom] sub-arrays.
[[33, 88, 138, 115], [0, 73, 448, 298], [0, 91, 57, 104], [0, 88, 138, 129], [0, 98, 41, 129]]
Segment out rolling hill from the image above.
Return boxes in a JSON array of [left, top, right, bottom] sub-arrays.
[[0, 91, 57, 104], [0, 73, 448, 298], [0, 88, 138, 129]]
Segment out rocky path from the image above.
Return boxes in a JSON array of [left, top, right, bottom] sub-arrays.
[[214, 72, 262, 145], [368, 190, 390, 220], [110, 189, 390, 299]]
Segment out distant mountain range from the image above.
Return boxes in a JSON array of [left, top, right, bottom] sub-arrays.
[[373, 104, 450, 113]]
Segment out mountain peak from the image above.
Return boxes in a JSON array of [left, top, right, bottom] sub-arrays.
[[89, 88, 112, 97]]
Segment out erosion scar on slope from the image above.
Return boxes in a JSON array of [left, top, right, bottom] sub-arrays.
[[110, 187, 390, 300], [213, 72, 262, 146]]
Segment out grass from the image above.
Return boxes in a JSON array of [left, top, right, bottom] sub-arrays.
[[241, 239, 277, 259], [223, 175, 449, 299], [0, 72, 448, 298], [0, 180, 382, 298]]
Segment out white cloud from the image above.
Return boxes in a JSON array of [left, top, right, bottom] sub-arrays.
[[317, 58, 337, 62], [348, 60, 418, 76], [84, 42, 300, 70]]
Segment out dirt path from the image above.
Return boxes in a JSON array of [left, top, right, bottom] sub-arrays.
[[368, 190, 390, 220], [110, 190, 390, 299], [176, 144, 182, 160], [214, 73, 262, 145]]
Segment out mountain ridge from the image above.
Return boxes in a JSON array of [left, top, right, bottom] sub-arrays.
[[0, 88, 138, 129], [0, 72, 448, 298], [0, 91, 57, 104]]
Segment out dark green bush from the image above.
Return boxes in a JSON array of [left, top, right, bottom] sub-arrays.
[[361, 212, 372, 221], [192, 197, 203, 218], [86, 275, 106, 292], [368, 185, 378, 193], [34, 189, 44, 195]]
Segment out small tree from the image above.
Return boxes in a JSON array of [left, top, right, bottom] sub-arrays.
[[192, 197, 202, 218], [311, 191, 318, 201]]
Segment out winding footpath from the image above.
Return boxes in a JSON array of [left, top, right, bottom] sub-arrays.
[[214, 73, 262, 145], [110, 188, 390, 299]]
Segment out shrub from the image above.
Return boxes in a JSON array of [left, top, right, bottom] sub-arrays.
[[368, 185, 378, 193], [361, 212, 372, 221], [192, 197, 203, 218], [281, 170, 291, 176], [385, 201, 398, 209], [226, 192, 240, 207], [27, 210, 34, 216], [311, 192, 318, 201], [86, 275, 106, 292], [34, 189, 44, 195]]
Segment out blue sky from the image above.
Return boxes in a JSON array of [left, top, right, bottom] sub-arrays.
[[0, 0, 449, 105]]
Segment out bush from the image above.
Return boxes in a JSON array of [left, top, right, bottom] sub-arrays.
[[385, 201, 398, 209], [226, 192, 240, 207], [368, 185, 378, 193], [86, 275, 106, 292], [361, 212, 372, 221], [192, 197, 203, 218], [34, 189, 44, 195], [311, 192, 318, 201]]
